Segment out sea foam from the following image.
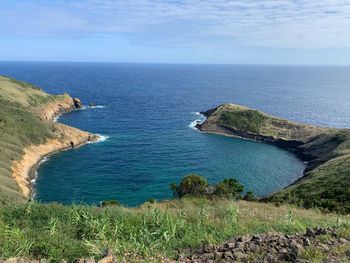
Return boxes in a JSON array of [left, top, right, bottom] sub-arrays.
[[89, 105, 106, 109], [88, 134, 110, 144], [188, 112, 206, 130]]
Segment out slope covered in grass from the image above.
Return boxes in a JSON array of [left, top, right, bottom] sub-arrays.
[[197, 103, 350, 213], [0, 76, 75, 203], [0, 198, 347, 262]]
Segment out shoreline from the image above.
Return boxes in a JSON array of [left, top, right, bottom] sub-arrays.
[[11, 99, 99, 198], [194, 104, 345, 198]]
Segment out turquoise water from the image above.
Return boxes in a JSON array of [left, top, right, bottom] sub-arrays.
[[1, 63, 350, 206]]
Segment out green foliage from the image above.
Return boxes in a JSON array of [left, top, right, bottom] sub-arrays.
[[269, 156, 350, 214], [213, 178, 244, 200], [99, 200, 120, 207], [0, 97, 55, 204], [0, 76, 69, 204], [219, 109, 267, 133], [0, 199, 345, 262], [171, 175, 247, 201], [171, 174, 208, 197], [243, 191, 256, 201]]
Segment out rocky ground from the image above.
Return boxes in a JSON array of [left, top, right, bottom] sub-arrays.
[[1, 229, 349, 263], [181, 227, 350, 262]]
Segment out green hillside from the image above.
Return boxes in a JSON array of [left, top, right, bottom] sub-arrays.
[[0, 78, 349, 262], [197, 103, 350, 213], [0, 76, 70, 203], [0, 198, 348, 262]]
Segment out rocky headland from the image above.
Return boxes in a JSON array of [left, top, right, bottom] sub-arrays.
[[12, 98, 98, 197], [0, 75, 98, 201], [196, 103, 350, 213]]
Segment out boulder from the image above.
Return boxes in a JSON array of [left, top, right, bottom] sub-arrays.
[[73, 98, 83, 109]]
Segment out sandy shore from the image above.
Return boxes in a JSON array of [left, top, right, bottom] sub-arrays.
[[11, 98, 98, 198]]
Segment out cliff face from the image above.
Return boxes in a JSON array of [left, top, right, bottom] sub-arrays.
[[197, 103, 350, 213], [0, 75, 97, 202]]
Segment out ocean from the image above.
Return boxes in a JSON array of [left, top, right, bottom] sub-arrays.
[[1, 62, 350, 206]]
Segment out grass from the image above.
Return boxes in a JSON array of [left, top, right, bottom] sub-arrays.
[[219, 109, 267, 133], [203, 103, 350, 214], [0, 198, 347, 262], [0, 75, 69, 204]]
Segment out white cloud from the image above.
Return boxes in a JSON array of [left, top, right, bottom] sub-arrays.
[[1, 0, 350, 49]]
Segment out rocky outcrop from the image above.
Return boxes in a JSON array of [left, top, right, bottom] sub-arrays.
[[11, 96, 99, 198], [73, 98, 83, 109], [182, 227, 350, 262], [196, 104, 350, 213]]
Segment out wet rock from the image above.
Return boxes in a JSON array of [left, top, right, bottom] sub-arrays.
[[73, 98, 83, 109]]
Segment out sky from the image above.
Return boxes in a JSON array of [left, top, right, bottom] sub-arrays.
[[1, 0, 350, 65]]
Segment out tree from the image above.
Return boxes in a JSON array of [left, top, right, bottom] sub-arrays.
[[171, 174, 208, 197], [243, 191, 256, 201], [213, 178, 244, 200]]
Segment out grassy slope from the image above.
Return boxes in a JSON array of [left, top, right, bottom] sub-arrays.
[[0, 78, 348, 262], [0, 198, 348, 262], [0, 76, 69, 204], [199, 104, 350, 213]]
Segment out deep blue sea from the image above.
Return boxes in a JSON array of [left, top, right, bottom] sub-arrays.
[[1, 62, 350, 206]]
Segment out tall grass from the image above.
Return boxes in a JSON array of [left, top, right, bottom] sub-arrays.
[[0, 198, 347, 262]]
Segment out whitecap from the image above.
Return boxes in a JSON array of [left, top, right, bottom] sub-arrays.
[[88, 134, 110, 144], [89, 105, 106, 109], [39, 156, 49, 165], [189, 112, 206, 130]]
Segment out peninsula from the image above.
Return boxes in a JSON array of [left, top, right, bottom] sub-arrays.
[[0, 75, 98, 203], [0, 77, 348, 262], [196, 103, 350, 213]]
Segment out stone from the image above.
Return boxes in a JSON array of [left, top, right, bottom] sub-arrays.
[[233, 252, 247, 261], [223, 251, 235, 260], [249, 244, 258, 253], [202, 244, 216, 253], [73, 98, 83, 109], [98, 249, 115, 263], [306, 227, 315, 237], [237, 236, 250, 242], [303, 237, 311, 246], [235, 242, 245, 249], [214, 251, 224, 260], [339, 238, 348, 243]]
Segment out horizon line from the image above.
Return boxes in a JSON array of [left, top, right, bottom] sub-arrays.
[[1, 59, 350, 67]]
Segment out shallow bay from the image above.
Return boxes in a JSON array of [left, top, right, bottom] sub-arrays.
[[1, 63, 350, 205]]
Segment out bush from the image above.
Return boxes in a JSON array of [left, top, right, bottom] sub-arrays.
[[99, 200, 120, 207], [213, 178, 244, 200], [243, 191, 256, 201], [171, 174, 208, 197], [171, 175, 249, 201]]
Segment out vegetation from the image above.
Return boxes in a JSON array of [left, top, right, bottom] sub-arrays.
[[200, 103, 350, 214], [0, 75, 70, 204], [170, 174, 208, 197], [269, 155, 350, 214], [0, 76, 349, 261], [213, 178, 244, 199], [0, 199, 347, 262], [219, 109, 267, 133], [171, 174, 245, 200]]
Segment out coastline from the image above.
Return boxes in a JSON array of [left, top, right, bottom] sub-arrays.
[[194, 103, 350, 207], [11, 99, 99, 198]]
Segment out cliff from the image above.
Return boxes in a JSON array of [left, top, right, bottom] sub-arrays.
[[196, 103, 350, 213], [0, 75, 97, 202]]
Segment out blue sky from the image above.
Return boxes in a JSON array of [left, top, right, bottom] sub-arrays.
[[1, 0, 350, 64]]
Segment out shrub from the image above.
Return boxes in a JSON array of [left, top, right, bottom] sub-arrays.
[[213, 178, 244, 200], [243, 191, 256, 201], [99, 200, 120, 207], [170, 174, 208, 197]]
